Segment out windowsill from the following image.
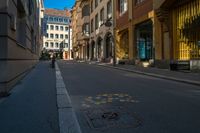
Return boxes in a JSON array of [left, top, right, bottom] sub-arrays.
[[16, 42, 26, 49], [119, 11, 127, 17], [134, 1, 146, 8]]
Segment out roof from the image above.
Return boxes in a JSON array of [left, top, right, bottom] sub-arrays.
[[44, 8, 71, 17]]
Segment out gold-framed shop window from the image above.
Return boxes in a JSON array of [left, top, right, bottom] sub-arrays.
[[172, 0, 200, 60]]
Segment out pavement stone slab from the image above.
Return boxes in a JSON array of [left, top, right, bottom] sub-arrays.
[[57, 94, 72, 108], [59, 108, 82, 133]]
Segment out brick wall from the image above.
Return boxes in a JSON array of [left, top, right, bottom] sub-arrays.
[[116, 12, 129, 28], [133, 0, 153, 19], [116, 0, 129, 28]]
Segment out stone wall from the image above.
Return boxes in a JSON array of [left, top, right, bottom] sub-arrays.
[[0, 0, 39, 92]]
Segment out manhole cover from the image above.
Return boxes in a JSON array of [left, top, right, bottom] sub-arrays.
[[82, 106, 142, 130], [102, 112, 119, 120]]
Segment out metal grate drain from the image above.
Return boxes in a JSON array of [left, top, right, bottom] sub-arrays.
[[102, 112, 119, 120], [82, 106, 142, 130]]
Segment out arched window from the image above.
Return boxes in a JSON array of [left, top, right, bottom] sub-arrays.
[[82, 5, 90, 17]]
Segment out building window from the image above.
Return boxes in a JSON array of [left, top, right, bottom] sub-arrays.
[[82, 5, 90, 18], [65, 27, 69, 31], [60, 26, 64, 31], [95, 0, 98, 8], [50, 25, 54, 30], [56, 26, 59, 30], [91, 0, 93, 12], [45, 42, 49, 47], [91, 19, 94, 32], [54, 17, 58, 22], [47, 25, 49, 30], [50, 34, 54, 39], [55, 43, 59, 48], [135, 0, 145, 5], [60, 34, 64, 39], [50, 42, 54, 48], [59, 18, 63, 22], [119, 0, 128, 15], [65, 43, 68, 48], [17, 6, 26, 47], [55, 34, 59, 39], [46, 33, 49, 38], [95, 14, 99, 30], [49, 17, 53, 21], [64, 19, 68, 23], [65, 34, 69, 39], [83, 23, 90, 36], [107, 0, 112, 19], [100, 8, 104, 26], [60, 42, 64, 48]]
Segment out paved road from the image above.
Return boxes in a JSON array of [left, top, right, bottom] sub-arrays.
[[58, 60, 200, 133]]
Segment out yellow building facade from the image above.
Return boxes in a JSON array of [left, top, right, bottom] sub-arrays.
[[114, 0, 134, 64], [155, 0, 200, 69], [172, 0, 200, 60], [114, 0, 154, 66]]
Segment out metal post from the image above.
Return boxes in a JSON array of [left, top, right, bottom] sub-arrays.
[[68, 26, 71, 60], [113, 29, 116, 66], [112, 0, 116, 66]]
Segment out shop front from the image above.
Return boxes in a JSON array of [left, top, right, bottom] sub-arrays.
[[172, 0, 200, 61], [104, 32, 113, 59], [97, 37, 103, 61], [135, 20, 153, 62]]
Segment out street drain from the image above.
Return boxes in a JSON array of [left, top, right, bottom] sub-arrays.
[[82, 106, 142, 130], [102, 112, 119, 120]]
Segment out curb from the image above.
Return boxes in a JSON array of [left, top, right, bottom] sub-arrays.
[[97, 64, 200, 86], [55, 63, 82, 133]]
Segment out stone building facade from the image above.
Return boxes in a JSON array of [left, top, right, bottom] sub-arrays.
[[89, 0, 113, 62], [72, 0, 113, 62], [71, 1, 82, 59], [0, 0, 44, 92]]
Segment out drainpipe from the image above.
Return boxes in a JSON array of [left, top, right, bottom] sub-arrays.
[[112, 0, 116, 66]]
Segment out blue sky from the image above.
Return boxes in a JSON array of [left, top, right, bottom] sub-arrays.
[[44, 0, 75, 9]]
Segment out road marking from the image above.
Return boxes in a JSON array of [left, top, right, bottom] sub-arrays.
[[55, 62, 82, 133]]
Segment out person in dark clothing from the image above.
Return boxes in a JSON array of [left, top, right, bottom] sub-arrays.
[[51, 54, 56, 68]]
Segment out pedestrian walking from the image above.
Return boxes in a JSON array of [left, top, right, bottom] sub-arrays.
[[51, 54, 56, 68]]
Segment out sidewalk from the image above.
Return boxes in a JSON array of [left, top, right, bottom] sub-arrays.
[[86, 61, 200, 86], [0, 61, 59, 133]]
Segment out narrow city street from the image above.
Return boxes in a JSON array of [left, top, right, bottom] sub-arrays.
[[58, 60, 200, 133], [1, 0, 200, 133]]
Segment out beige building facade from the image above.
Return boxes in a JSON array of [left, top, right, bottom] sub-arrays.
[[71, 0, 113, 62], [79, 0, 90, 60], [43, 9, 72, 60], [71, 1, 82, 59], [89, 0, 113, 62], [0, 0, 44, 92]]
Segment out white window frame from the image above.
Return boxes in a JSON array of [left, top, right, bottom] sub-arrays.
[[119, 0, 128, 15]]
